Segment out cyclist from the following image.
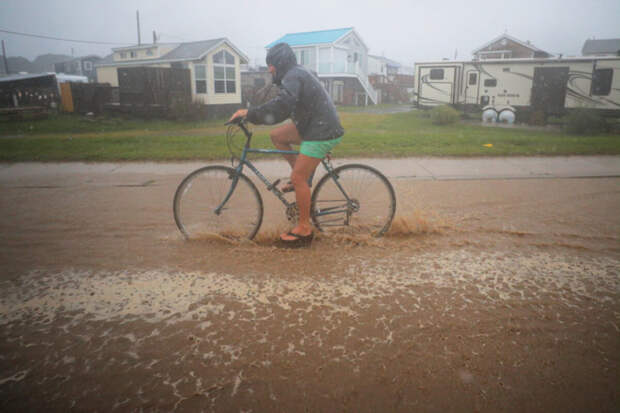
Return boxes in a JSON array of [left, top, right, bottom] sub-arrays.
[[229, 42, 344, 247]]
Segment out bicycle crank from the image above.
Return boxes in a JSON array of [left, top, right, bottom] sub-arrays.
[[285, 202, 299, 223]]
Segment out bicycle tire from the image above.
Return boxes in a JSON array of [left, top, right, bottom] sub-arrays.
[[311, 164, 396, 237], [173, 165, 263, 240]]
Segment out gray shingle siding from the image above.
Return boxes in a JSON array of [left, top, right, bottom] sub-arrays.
[[161, 39, 225, 60], [582, 39, 620, 56]]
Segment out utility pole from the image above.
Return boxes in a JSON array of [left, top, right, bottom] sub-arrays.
[[136, 10, 141, 45], [2, 40, 9, 75]]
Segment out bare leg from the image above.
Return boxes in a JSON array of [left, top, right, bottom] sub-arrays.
[[270, 122, 302, 169], [281, 154, 322, 240]]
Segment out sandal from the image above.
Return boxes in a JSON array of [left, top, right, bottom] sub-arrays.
[[281, 181, 295, 193], [278, 231, 314, 248], [281, 172, 315, 193]]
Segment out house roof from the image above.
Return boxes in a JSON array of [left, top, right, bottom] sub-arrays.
[[369, 55, 402, 68], [96, 38, 248, 67], [582, 38, 620, 55], [472, 34, 550, 55], [266, 28, 353, 48], [0, 73, 56, 82]]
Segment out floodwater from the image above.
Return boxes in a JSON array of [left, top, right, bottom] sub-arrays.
[[0, 164, 619, 412]]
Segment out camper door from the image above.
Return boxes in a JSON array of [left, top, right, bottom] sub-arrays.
[[465, 70, 480, 105], [417, 66, 458, 106]]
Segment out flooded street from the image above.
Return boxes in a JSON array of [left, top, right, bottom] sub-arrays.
[[1, 162, 619, 412]]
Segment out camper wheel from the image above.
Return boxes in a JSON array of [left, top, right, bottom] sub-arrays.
[[482, 108, 498, 123], [498, 109, 516, 125]]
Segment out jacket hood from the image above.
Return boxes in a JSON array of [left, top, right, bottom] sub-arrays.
[[266, 43, 297, 85]]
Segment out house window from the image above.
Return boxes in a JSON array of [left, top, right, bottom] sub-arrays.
[[592, 68, 613, 96], [213, 50, 236, 94], [319, 47, 331, 73], [484, 78, 497, 87], [146, 49, 154, 56], [430, 69, 444, 80], [83, 61, 93, 71], [468, 73, 477, 85], [195, 64, 207, 94], [130, 51, 137, 58], [120, 52, 127, 59]]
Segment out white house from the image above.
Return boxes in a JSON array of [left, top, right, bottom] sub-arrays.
[[368, 55, 414, 76], [95, 38, 248, 108], [266, 28, 377, 105]]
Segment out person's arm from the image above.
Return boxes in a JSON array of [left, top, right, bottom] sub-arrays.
[[246, 76, 301, 125]]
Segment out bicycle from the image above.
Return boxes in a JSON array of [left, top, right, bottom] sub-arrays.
[[173, 118, 396, 241]]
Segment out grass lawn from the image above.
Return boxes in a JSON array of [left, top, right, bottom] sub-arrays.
[[0, 110, 619, 162]]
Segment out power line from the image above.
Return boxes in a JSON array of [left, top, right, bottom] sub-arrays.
[[0, 28, 132, 46]]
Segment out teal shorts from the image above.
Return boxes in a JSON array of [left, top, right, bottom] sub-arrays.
[[299, 137, 342, 159]]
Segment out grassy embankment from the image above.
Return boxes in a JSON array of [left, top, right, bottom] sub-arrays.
[[1, 110, 619, 161]]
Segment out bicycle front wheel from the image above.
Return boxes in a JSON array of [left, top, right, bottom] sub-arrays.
[[173, 166, 263, 240], [311, 164, 396, 237]]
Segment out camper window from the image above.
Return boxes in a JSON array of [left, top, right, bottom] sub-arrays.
[[592, 68, 613, 96], [484, 79, 497, 87], [430, 69, 444, 80], [468, 73, 477, 85]]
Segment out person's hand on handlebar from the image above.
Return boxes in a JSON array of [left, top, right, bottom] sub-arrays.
[[228, 109, 248, 123]]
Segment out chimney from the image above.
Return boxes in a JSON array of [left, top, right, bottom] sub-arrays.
[[153, 30, 157, 44]]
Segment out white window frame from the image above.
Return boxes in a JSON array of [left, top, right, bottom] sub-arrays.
[[213, 50, 236, 94], [83, 61, 92, 71], [195, 64, 207, 94]]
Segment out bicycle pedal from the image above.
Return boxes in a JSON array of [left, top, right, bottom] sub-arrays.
[[267, 178, 281, 191]]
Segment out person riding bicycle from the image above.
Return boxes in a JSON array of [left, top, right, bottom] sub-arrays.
[[229, 42, 344, 247]]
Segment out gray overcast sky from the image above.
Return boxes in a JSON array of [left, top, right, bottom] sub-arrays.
[[1, 0, 619, 65]]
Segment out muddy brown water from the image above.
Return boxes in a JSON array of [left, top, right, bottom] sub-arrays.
[[0, 166, 619, 412]]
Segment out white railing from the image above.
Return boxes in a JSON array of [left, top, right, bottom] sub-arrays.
[[317, 63, 377, 104]]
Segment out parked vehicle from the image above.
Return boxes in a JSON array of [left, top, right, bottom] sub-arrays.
[[413, 56, 620, 121]]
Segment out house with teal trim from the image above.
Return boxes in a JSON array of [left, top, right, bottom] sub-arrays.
[[266, 28, 377, 105]]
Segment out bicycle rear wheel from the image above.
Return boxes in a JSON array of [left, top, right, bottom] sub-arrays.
[[173, 165, 263, 240], [311, 164, 396, 237]]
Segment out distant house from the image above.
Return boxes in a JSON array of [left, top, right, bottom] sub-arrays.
[[95, 38, 248, 109], [266, 28, 377, 105], [367, 55, 414, 104], [54, 55, 102, 82], [582, 38, 620, 56], [472, 34, 552, 60], [241, 66, 277, 108]]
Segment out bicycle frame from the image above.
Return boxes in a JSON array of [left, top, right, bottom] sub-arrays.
[[216, 121, 353, 221]]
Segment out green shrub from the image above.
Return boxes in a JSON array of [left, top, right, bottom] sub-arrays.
[[430, 105, 460, 125], [528, 110, 547, 126], [167, 100, 209, 121], [565, 109, 608, 135]]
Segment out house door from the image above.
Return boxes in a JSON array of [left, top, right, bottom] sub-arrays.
[[531, 67, 569, 115], [465, 70, 479, 105], [333, 81, 344, 104]]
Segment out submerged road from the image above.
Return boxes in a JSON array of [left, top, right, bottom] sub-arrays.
[[1, 158, 619, 412]]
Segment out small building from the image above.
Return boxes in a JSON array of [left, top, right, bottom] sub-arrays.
[[54, 55, 102, 82], [241, 67, 277, 107], [266, 28, 377, 105], [95, 38, 248, 112], [368, 55, 414, 103], [472, 34, 553, 60], [582, 38, 620, 56]]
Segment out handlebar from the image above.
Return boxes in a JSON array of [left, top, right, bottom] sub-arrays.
[[225, 117, 246, 126]]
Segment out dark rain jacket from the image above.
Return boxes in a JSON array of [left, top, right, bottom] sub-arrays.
[[246, 43, 344, 141]]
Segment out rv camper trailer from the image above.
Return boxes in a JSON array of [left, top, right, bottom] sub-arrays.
[[413, 56, 620, 121]]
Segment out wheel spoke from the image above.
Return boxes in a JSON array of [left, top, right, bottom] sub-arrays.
[[174, 166, 263, 240]]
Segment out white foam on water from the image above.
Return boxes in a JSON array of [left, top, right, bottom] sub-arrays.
[[0, 251, 618, 328]]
